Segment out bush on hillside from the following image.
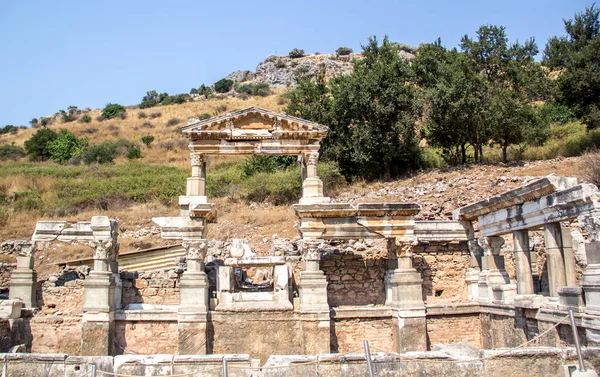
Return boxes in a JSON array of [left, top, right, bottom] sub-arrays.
[[141, 122, 154, 129], [214, 78, 233, 93], [24, 127, 58, 161], [166, 118, 182, 127], [138, 111, 147, 119], [82, 142, 118, 165], [288, 48, 305, 58], [197, 113, 211, 120], [101, 103, 126, 119], [79, 114, 92, 123], [242, 156, 297, 177], [141, 135, 155, 147], [234, 82, 271, 97], [83, 127, 98, 134], [336, 47, 353, 55], [0, 125, 19, 135], [47, 129, 88, 164], [29, 118, 38, 127], [95, 115, 106, 122], [40, 118, 51, 127], [0, 144, 26, 161], [149, 112, 162, 119], [125, 144, 142, 160]]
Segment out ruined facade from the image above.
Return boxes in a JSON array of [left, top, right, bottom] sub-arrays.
[[3, 107, 600, 375]]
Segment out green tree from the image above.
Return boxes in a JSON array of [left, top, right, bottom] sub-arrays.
[[47, 129, 88, 164], [0, 144, 26, 161], [414, 41, 487, 164], [288, 48, 305, 58], [125, 144, 142, 160], [336, 47, 353, 55], [214, 79, 233, 93], [543, 5, 600, 128], [101, 103, 126, 119], [190, 87, 199, 95], [141, 135, 155, 148], [24, 127, 58, 161], [461, 25, 551, 162], [40, 117, 51, 127], [29, 118, 38, 127], [285, 73, 332, 125], [82, 142, 117, 165]]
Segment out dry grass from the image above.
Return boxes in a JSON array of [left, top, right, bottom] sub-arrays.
[[1, 91, 287, 166]]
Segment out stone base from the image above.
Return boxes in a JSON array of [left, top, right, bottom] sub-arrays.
[[81, 318, 114, 356], [492, 284, 517, 305], [82, 270, 116, 313], [393, 310, 427, 352], [177, 318, 207, 355], [466, 269, 480, 301], [8, 268, 37, 308], [513, 294, 547, 309], [387, 268, 425, 309], [299, 312, 331, 355], [298, 270, 329, 312], [559, 286, 585, 312], [299, 178, 330, 205], [0, 300, 23, 319]]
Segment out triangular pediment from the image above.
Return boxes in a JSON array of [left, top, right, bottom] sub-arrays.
[[181, 107, 328, 140]]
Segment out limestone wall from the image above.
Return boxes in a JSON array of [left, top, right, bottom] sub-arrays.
[[0, 263, 16, 291], [120, 270, 181, 307], [114, 322, 178, 354], [321, 250, 387, 307], [413, 241, 470, 303]]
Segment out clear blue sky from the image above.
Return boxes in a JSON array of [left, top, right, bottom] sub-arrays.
[[0, 0, 594, 126]]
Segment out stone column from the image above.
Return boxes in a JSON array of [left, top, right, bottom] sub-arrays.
[[81, 238, 119, 356], [386, 238, 426, 352], [187, 153, 206, 197], [9, 241, 37, 308], [561, 226, 578, 287], [466, 239, 482, 301], [513, 230, 534, 295], [298, 152, 330, 205], [477, 236, 511, 302], [178, 239, 209, 354], [583, 241, 600, 315], [298, 239, 330, 354], [544, 223, 567, 297]]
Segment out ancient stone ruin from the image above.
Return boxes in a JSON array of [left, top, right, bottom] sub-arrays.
[[3, 107, 600, 376]]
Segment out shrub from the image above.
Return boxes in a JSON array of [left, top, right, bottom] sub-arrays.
[[253, 82, 271, 97], [216, 104, 228, 113], [141, 122, 154, 129], [197, 113, 211, 120], [40, 118, 51, 127], [581, 149, 600, 187], [166, 118, 182, 127], [0, 144, 26, 161], [275, 59, 286, 68], [83, 127, 98, 134], [141, 135, 155, 147], [336, 46, 353, 55], [118, 112, 127, 120], [138, 111, 147, 119], [107, 124, 118, 131], [29, 118, 38, 127], [82, 142, 118, 165], [79, 114, 92, 123], [175, 139, 188, 149], [242, 156, 297, 177], [288, 48, 305, 58], [95, 115, 106, 122], [47, 129, 88, 164], [61, 111, 76, 122], [214, 78, 233, 93], [159, 141, 174, 151], [149, 112, 162, 119], [101, 103, 126, 119], [0, 125, 18, 135], [125, 144, 142, 160], [24, 127, 58, 161]]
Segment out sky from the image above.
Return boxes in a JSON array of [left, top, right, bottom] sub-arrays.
[[0, 0, 595, 127]]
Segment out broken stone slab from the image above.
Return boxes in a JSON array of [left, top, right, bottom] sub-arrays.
[[454, 176, 579, 221], [32, 221, 69, 241], [152, 216, 207, 239], [432, 342, 480, 360], [0, 300, 23, 318]]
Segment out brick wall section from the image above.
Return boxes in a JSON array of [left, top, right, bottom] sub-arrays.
[[29, 316, 82, 354], [114, 322, 178, 354], [121, 270, 181, 307], [426, 314, 482, 348], [321, 249, 387, 307], [413, 242, 470, 304], [39, 280, 85, 316], [331, 318, 395, 353]]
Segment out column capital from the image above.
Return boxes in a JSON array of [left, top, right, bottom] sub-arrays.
[[468, 239, 483, 256], [89, 239, 119, 261], [304, 151, 319, 166], [581, 210, 600, 242], [301, 239, 324, 261], [15, 241, 36, 258], [478, 236, 504, 255], [190, 153, 206, 167], [182, 239, 207, 261]]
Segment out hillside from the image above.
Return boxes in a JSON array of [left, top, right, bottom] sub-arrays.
[[0, 155, 588, 280], [0, 93, 285, 169]]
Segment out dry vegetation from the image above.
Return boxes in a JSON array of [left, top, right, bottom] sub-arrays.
[[0, 93, 286, 170]]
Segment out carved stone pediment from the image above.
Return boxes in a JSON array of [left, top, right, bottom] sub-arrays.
[[182, 106, 328, 141]]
